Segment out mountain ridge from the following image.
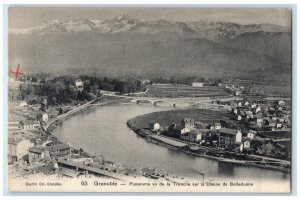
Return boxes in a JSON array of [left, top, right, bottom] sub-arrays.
[[10, 16, 291, 41]]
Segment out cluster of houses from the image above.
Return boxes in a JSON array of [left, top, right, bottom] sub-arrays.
[[231, 99, 291, 131], [148, 118, 259, 152], [8, 130, 168, 179], [223, 84, 244, 96]]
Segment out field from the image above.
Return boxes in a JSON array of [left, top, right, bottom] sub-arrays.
[[251, 84, 291, 97], [128, 109, 231, 129], [277, 141, 291, 154], [259, 130, 291, 139], [142, 84, 229, 98]]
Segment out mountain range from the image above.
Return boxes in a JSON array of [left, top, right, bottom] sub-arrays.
[[9, 15, 292, 80], [10, 15, 290, 40]]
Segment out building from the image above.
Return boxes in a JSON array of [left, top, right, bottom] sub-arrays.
[[210, 122, 221, 130], [278, 100, 285, 106], [244, 140, 251, 149], [18, 101, 28, 107], [148, 122, 160, 132], [28, 147, 44, 163], [245, 111, 253, 119], [236, 115, 242, 121], [247, 131, 256, 140], [42, 112, 48, 123], [168, 123, 190, 138], [177, 126, 190, 135], [240, 140, 251, 151], [37, 112, 49, 123], [266, 119, 276, 128], [276, 122, 283, 129], [255, 106, 261, 114], [75, 79, 84, 91], [19, 120, 40, 130], [237, 101, 242, 107], [181, 118, 194, 130], [8, 137, 31, 163], [256, 117, 263, 126], [232, 108, 238, 114], [251, 103, 257, 109], [188, 129, 205, 142], [43, 143, 71, 158], [8, 121, 22, 133], [244, 101, 250, 106], [192, 82, 204, 87], [236, 90, 242, 96], [218, 128, 242, 148]]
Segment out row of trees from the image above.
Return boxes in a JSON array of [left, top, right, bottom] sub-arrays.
[[18, 75, 147, 105], [79, 75, 146, 94], [151, 76, 222, 86]]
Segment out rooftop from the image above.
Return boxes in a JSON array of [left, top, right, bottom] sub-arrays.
[[218, 128, 240, 135], [8, 137, 24, 145], [149, 121, 159, 125], [43, 143, 70, 152], [189, 129, 208, 135], [19, 120, 40, 125], [182, 118, 194, 123], [175, 125, 188, 131], [29, 147, 44, 154]]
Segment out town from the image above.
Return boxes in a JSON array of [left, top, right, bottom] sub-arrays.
[[8, 69, 291, 182], [128, 95, 291, 172]]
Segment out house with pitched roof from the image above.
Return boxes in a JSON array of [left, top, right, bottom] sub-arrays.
[[218, 128, 242, 148]]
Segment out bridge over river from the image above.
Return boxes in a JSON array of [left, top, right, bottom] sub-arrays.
[[99, 94, 236, 110]]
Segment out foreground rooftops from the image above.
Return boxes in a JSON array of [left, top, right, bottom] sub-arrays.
[[182, 118, 194, 123], [8, 137, 24, 145], [43, 143, 70, 152]]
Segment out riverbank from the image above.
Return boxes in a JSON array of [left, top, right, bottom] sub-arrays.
[[126, 121, 290, 173], [37, 97, 187, 182]]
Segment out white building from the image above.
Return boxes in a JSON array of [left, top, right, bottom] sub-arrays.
[[255, 106, 261, 114], [256, 118, 263, 126], [181, 118, 195, 130], [8, 137, 31, 162], [75, 79, 84, 91], [278, 100, 285, 106], [178, 127, 190, 135], [237, 101, 242, 107], [247, 131, 256, 140], [192, 82, 204, 87], [19, 121, 40, 130], [240, 140, 251, 151], [149, 122, 160, 132], [210, 122, 221, 130], [42, 112, 48, 123], [18, 101, 28, 107], [188, 129, 204, 142]]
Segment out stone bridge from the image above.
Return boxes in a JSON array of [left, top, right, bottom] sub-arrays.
[[131, 98, 231, 110]]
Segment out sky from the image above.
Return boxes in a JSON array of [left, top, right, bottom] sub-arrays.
[[8, 7, 292, 29]]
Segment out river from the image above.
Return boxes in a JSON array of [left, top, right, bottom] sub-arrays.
[[52, 103, 290, 184]]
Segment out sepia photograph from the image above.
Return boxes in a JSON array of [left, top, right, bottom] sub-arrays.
[[6, 6, 293, 193]]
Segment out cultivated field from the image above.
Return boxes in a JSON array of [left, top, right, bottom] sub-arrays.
[[259, 130, 291, 139], [141, 84, 229, 98], [251, 84, 291, 97], [128, 109, 231, 129]]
